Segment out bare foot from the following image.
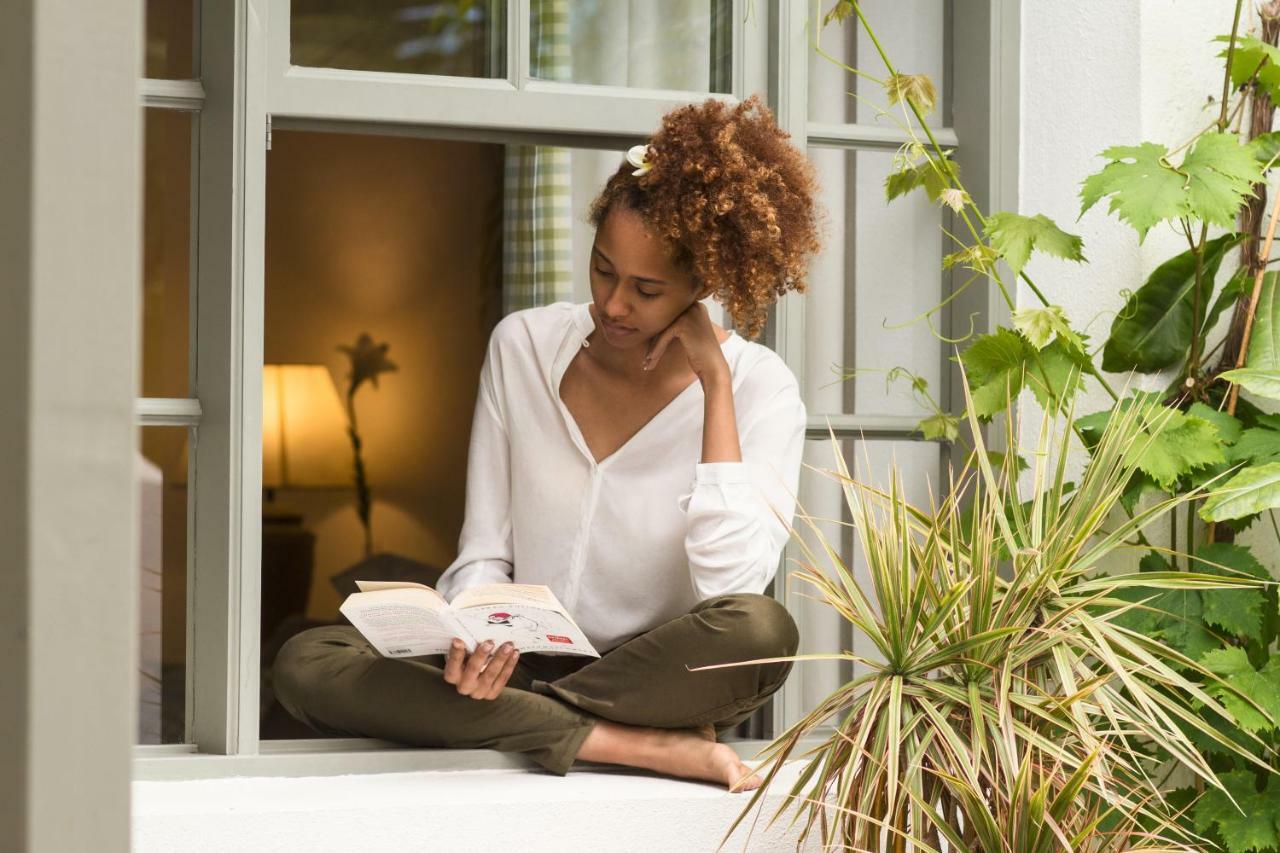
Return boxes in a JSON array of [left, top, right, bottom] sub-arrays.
[[577, 720, 764, 793]]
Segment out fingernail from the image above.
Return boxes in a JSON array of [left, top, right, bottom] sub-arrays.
[[451, 639, 462, 649]]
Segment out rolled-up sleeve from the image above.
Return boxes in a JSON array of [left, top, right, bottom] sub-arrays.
[[434, 334, 515, 604], [676, 377, 806, 601]]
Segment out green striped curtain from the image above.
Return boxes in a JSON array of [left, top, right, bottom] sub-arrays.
[[503, 0, 574, 314]]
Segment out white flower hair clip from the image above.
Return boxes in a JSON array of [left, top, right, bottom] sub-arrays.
[[626, 143, 653, 177]]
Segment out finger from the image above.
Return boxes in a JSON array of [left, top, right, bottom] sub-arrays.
[[478, 645, 517, 696], [644, 331, 673, 370], [480, 645, 520, 700], [474, 642, 509, 695], [457, 640, 495, 695], [442, 638, 466, 685]]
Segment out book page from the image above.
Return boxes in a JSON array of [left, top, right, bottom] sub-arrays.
[[354, 579, 448, 610], [339, 588, 468, 658], [453, 602, 599, 658], [451, 583, 568, 614]]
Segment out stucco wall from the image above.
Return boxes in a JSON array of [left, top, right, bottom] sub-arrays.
[[1018, 0, 1256, 561]]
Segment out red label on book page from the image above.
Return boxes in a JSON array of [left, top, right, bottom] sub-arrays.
[[546, 634, 571, 644]]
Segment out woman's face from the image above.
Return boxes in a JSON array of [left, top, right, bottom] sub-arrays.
[[589, 206, 709, 350]]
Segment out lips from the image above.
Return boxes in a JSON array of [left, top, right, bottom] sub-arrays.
[[603, 318, 636, 335]]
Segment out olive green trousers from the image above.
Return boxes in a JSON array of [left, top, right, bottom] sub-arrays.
[[271, 592, 799, 776]]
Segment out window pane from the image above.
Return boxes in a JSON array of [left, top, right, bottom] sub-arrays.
[[291, 0, 506, 78], [145, 0, 198, 79], [531, 0, 732, 93], [138, 426, 192, 744], [806, 146, 945, 418], [142, 108, 194, 399], [808, 0, 948, 126], [258, 131, 741, 739]]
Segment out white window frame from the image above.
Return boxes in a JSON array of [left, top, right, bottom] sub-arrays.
[[134, 0, 1020, 779]]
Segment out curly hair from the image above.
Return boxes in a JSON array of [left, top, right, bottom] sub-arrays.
[[587, 94, 825, 341]]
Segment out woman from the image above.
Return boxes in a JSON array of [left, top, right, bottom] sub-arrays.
[[272, 94, 825, 793]]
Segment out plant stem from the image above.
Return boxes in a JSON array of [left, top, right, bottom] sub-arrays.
[[1227, 181, 1280, 416]]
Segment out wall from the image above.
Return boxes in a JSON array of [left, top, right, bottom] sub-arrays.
[[263, 131, 504, 621], [1018, 0, 1253, 561]]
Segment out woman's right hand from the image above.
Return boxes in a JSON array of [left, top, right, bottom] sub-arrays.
[[442, 638, 519, 700]]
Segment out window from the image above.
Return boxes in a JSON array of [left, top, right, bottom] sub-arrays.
[[135, 0, 1017, 773], [137, 0, 201, 745]]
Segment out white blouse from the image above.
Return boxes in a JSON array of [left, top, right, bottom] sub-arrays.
[[434, 301, 807, 654]]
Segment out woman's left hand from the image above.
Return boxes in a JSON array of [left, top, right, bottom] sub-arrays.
[[642, 301, 729, 384]]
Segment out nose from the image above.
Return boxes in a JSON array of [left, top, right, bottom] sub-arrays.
[[602, 286, 632, 325]]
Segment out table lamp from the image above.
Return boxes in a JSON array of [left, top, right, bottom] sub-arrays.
[[259, 364, 351, 644]]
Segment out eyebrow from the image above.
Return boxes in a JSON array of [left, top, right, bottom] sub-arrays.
[[591, 247, 669, 285]]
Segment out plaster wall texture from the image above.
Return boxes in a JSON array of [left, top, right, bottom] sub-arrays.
[[1018, 0, 1260, 563]]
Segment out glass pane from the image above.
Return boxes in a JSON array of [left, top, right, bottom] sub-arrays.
[[291, 0, 506, 78], [531, 0, 732, 93], [806, 146, 944, 418], [142, 108, 194, 399], [808, 0, 948, 125], [259, 132, 743, 739], [145, 0, 198, 79], [138, 426, 192, 744], [793, 437, 941, 713]]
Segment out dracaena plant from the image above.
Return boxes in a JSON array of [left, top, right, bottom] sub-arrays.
[[714, 0, 1280, 849], [709, 378, 1271, 852]]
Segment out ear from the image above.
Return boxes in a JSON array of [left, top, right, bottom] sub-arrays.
[[694, 283, 713, 302]]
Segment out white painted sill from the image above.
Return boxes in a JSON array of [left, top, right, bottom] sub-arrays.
[[133, 741, 832, 853], [133, 736, 827, 781]]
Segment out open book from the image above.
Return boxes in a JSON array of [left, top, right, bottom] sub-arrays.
[[338, 581, 600, 659]]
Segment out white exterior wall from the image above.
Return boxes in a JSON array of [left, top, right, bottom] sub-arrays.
[[1018, 0, 1257, 562]]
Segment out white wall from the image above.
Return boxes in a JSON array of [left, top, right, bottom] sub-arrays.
[[1018, 0, 1252, 560]]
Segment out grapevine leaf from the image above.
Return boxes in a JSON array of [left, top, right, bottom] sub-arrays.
[[1201, 646, 1280, 734], [984, 213, 1086, 277], [1193, 769, 1280, 853], [1024, 337, 1088, 413], [1218, 33, 1280, 105], [1181, 132, 1265, 227], [1189, 402, 1243, 445], [1102, 233, 1241, 372], [1200, 461, 1280, 522], [1192, 544, 1271, 639], [1079, 142, 1186, 241], [1226, 427, 1280, 464], [917, 413, 959, 442], [958, 329, 1031, 419]]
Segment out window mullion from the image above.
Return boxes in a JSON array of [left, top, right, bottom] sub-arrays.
[[767, 0, 812, 741], [513, 0, 531, 88]]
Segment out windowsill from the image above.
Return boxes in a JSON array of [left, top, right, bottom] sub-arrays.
[[133, 736, 828, 782], [133, 747, 829, 852]]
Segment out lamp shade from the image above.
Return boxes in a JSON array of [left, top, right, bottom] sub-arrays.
[[262, 364, 352, 489]]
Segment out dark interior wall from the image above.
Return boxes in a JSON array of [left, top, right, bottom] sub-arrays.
[[263, 129, 504, 620]]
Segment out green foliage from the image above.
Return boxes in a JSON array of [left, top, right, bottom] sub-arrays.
[[1219, 33, 1280, 104], [1076, 394, 1226, 490], [1102, 233, 1241, 372], [1193, 544, 1273, 639], [1193, 770, 1280, 853], [1200, 461, 1280, 522], [885, 147, 958, 203], [959, 328, 1088, 419], [1011, 304, 1084, 351], [984, 213, 1085, 277], [1079, 135, 1262, 242]]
